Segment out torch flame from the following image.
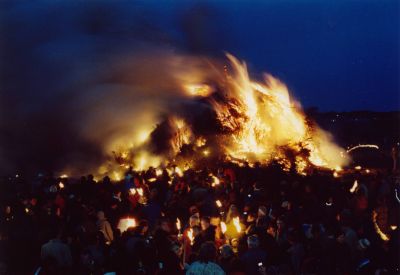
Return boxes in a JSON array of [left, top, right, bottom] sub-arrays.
[[211, 175, 220, 187], [187, 228, 194, 245], [220, 221, 227, 234], [350, 180, 358, 193], [137, 188, 144, 197], [176, 218, 181, 231], [233, 217, 241, 233], [118, 217, 136, 233]]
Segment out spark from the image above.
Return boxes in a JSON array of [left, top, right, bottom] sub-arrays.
[[176, 218, 181, 231], [347, 144, 379, 153], [60, 174, 68, 179], [216, 200, 222, 208], [58, 182, 65, 189], [372, 211, 389, 241]]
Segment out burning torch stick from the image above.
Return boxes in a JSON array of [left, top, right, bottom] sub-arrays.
[[349, 180, 358, 193]]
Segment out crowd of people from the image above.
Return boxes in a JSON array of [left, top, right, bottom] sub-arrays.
[[0, 160, 399, 274]]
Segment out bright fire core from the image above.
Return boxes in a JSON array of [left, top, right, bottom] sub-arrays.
[[98, 54, 349, 178]]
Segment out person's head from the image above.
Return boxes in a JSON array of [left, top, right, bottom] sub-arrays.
[[136, 220, 149, 235], [219, 244, 234, 259], [150, 188, 158, 200], [228, 204, 239, 215], [267, 222, 277, 237], [160, 219, 171, 233], [97, 211, 106, 220], [258, 206, 267, 218], [247, 234, 259, 249], [201, 216, 211, 231], [171, 242, 183, 257], [192, 225, 201, 237], [230, 238, 239, 249], [277, 217, 285, 230], [210, 216, 221, 227], [189, 215, 200, 227], [199, 241, 217, 263]]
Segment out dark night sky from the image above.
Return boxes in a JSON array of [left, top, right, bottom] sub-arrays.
[[0, 0, 399, 173], [1, 0, 398, 112]]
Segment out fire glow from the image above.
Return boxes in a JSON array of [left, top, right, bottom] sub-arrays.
[[118, 217, 136, 233], [95, 54, 349, 177]]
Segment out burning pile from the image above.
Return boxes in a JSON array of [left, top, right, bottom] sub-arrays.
[[97, 54, 349, 178]]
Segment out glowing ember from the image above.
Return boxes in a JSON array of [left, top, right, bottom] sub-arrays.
[[333, 171, 339, 178], [220, 221, 227, 234], [355, 166, 362, 170], [176, 218, 181, 231], [349, 180, 358, 193], [118, 217, 136, 233], [60, 174, 68, 179], [347, 144, 379, 153], [390, 225, 397, 231], [129, 188, 136, 195], [58, 182, 65, 189], [233, 217, 241, 233], [216, 200, 222, 208], [148, 177, 156, 182]]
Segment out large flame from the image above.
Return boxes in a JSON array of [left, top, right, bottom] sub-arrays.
[[95, 54, 349, 177]]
